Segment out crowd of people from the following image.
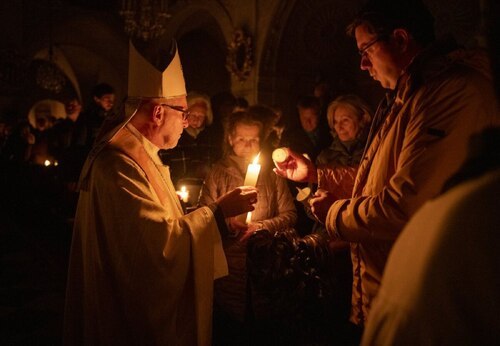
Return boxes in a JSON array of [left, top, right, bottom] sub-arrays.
[[1, 0, 499, 344]]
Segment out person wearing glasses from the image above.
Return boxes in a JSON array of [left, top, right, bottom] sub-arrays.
[[273, 0, 499, 341], [64, 41, 258, 346]]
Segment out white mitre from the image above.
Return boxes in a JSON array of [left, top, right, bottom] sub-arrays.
[[128, 40, 186, 99]]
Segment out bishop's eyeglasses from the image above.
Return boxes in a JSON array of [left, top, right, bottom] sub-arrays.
[[162, 104, 190, 121]]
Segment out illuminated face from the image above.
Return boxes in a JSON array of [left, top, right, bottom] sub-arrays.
[[355, 23, 402, 90], [333, 104, 360, 142], [298, 107, 319, 132], [34, 104, 51, 131], [187, 102, 207, 129], [228, 123, 261, 159], [65, 99, 82, 121], [94, 93, 115, 112], [159, 97, 189, 149]]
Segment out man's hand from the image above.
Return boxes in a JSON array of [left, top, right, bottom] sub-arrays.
[[216, 186, 258, 218], [310, 189, 336, 224], [273, 150, 317, 183]]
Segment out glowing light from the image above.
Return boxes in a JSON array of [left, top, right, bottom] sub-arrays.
[[176, 185, 189, 203], [242, 153, 261, 224]]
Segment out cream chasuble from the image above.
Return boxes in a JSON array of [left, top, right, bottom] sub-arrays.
[[64, 124, 227, 346]]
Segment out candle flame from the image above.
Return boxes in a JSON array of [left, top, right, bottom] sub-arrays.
[[177, 185, 189, 203], [252, 152, 261, 164], [44, 160, 51, 166]]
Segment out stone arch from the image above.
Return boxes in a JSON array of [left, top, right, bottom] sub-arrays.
[[257, 0, 483, 120], [161, 3, 235, 96], [23, 10, 128, 113], [257, 0, 375, 120]]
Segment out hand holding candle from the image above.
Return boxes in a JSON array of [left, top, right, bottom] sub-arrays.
[[215, 186, 258, 218]]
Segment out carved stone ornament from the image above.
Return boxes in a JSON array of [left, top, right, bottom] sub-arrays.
[[226, 29, 253, 82]]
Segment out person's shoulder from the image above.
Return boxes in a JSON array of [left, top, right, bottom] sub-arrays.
[[93, 146, 144, 180], [204, 158, 228, 177], [424, 48, 493, 89]]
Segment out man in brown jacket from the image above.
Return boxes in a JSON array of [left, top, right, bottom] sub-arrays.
[[274, 0, 499, 340]]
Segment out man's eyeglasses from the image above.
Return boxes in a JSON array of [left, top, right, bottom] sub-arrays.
[[162, 104, 190, 121], [358, 36, 383, 57]]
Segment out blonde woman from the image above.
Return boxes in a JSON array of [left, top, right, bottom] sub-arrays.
[[200, 110, 296, 344]]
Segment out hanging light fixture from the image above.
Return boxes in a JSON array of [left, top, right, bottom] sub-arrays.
[[35, 52, 66, 94], [119, 0, 171, 42], [36, 0, 66, 94]]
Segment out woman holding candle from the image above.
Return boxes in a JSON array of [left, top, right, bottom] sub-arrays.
[[199, 109, 297, 344]]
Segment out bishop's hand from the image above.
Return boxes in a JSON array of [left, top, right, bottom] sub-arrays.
[[216, 186, 258, 218]]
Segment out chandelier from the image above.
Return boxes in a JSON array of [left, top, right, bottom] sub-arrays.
[[120, 0, 171, 42], [36, 48, 66, 94], [36, 0, 66, 94]]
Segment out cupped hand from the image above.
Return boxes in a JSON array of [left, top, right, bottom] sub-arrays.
[[310, 189, 336, 224], [216, 186, 258, 218], [273, 150, 317, 183]]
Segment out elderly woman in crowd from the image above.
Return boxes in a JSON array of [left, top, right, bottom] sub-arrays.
[[316, 94, 372, 199], [178, 91, 213, 146], [199, 109, 296, 345], [164, 91, 220, 179]]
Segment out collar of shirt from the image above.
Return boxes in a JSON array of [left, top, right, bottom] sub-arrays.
[[126, 122, 163, 166]]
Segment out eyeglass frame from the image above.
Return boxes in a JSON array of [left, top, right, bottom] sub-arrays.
[[358, 35, 386, 57], [161, 104, 190, 121]]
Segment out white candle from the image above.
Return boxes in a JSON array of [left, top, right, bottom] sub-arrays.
[[242, 153, 261, 224], [296, 186, 311, 203], [243, 153, 261, 186], [245, 211, 252, 224]]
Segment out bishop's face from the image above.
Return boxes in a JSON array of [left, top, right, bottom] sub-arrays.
[[158, 96, 189, 149]]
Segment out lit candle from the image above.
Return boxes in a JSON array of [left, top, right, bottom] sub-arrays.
[[245, 211, 252, 224], [176, 185, 189, 203], [242, 153, 261, 224], [44, 159, 51, 167], [244, 153, 261, 186]]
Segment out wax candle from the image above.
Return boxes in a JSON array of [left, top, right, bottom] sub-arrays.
[[272, 147, 290, 163], [245, 211, 252, 224], [296, 186, 311, 203], [242, 153, 261, 224], [243, 153, 261, 186]]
